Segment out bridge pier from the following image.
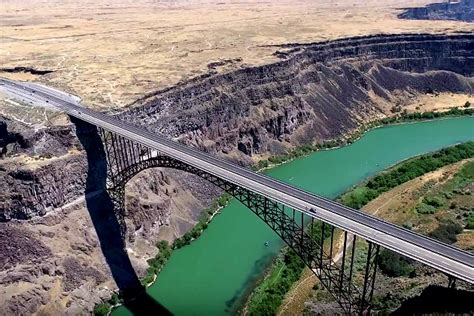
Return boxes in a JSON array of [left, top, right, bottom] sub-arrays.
[[448, 276, 457, 289], [359, 242, 379, 315]]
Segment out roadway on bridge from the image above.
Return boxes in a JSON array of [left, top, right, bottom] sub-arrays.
[[1, 78, 473, 284]]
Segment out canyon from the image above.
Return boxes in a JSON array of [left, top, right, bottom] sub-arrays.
[[120, 34, 474, 162], [0, 33, 473, 314]]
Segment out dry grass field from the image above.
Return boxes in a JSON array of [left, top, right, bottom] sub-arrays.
[[1, 0, 473, 109]]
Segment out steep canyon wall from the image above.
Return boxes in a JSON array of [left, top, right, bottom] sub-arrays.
[[120, 34, 474, 162]]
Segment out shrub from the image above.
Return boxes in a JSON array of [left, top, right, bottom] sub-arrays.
[[465, 215, 474, 229], [378, 249, 414, 277], [247, 250, 304, 315], [183, 232, 192, 244], [110, 293, 122, 305], [341, 187, 378, 209], [217, 193, 231, 207], [173, 238, 185, 249], [402, 222, 413, 230], [415, 202, 437, 214], [429, 222, 463, 244], [391, 105, 402, 113], [268, 156, 280, 164], [423, 196, 444, 208], [257, 160, 269, 169], [191, 228, 201, 239], [141, 271, 155, 286], [94, 303, 110, 316]]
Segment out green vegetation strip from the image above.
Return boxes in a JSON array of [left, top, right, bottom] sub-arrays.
[[252, 108, 473, 172], [245, 223, 329, 314], [245, 141, 474, 315], [463, 163, 474, 230], [341, 141, 474, 209]]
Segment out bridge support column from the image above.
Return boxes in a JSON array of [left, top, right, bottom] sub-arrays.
[[448, 276, 457, 289], [98, 128, 151, 240], [359, 241, 379, 315], [107, 185, 127, 239]]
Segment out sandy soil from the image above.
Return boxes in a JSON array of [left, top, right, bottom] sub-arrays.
[[278, 267, 316, 316], [1, 0, 473, 109], [404, 93, 473, 113]]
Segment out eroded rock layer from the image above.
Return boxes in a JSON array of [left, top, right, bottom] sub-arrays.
[[120, 34, 474, 162], [399, 0, 474, 22]]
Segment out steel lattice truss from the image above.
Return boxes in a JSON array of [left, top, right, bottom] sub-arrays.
[[99, 128, 380, 314]]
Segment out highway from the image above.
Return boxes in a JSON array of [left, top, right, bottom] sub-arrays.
[[1, 78, 473, 284]]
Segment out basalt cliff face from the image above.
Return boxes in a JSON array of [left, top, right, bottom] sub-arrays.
[[0, 33, 473, 314], [3, 34, 473, 223], [0, 119, 219, 314], [120, 34, 474, 163], [399, 0, 474, 22]]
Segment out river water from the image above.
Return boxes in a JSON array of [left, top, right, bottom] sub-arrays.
[[113, 117, 474, 315]]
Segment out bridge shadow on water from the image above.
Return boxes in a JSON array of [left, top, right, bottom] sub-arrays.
[[72, 118, 172, 315]]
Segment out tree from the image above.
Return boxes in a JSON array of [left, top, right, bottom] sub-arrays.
[[94, 303, 110, 316], [156, 240, 169, 251], [110, 293, 123, 305], [464, 101, 471, 108], [429, 222, 463, 244], [378, 249, 414, 277]]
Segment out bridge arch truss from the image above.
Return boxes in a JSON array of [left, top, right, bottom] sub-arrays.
[[98, 128, 379, 314]]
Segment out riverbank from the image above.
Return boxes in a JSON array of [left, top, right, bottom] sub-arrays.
[[252, 108, 473, 172], [242, 141, 474, 315], [305, 158, 474, 314]]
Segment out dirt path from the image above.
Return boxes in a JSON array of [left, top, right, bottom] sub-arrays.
[[278, 268, 317, 316]]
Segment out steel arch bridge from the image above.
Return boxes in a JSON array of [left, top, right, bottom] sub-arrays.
[[99, 127, 379, 315]]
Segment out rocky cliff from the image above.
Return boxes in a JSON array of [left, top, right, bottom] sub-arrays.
[[0, 118, 218, 314], [120, 34, 474, 163], [3, 34, 472, 222], [399, 0, 474, 22]]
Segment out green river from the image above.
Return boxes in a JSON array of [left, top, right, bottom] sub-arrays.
[[114, 117, 474, 315]]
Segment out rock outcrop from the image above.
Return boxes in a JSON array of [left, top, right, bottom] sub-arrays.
[[0, 154, 87, 221], [0, 116, 78, 158], [120, 34, 474, 162], [398, 0, 474, 22]]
